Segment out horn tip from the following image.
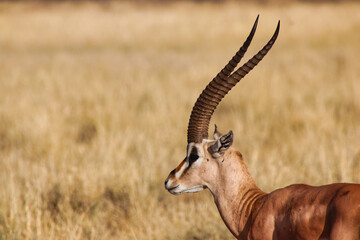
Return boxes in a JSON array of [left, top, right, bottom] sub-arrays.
[[271, 20, 281, 42], [254, 14, 259, 28]]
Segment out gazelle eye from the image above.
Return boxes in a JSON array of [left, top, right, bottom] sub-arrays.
[[189, 153, 199, 163]]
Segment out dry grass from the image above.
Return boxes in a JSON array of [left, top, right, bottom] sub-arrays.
[[0, 1, 360, 239]]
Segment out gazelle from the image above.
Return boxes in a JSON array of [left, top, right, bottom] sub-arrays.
[[164, 16, 360, 240]]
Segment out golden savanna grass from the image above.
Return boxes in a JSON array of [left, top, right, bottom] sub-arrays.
[[0, 1, 360, 239]]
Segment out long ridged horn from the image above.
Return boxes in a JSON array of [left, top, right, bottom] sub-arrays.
[[187, 19, 280, 144], [186, 16, 259, 144]]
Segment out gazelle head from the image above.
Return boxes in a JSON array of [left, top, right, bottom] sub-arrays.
[[165, 16, 280, 195], [165, 126, 234, 195]]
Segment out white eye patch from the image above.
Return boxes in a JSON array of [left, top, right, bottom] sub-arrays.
[[187, 144, 203, 167]]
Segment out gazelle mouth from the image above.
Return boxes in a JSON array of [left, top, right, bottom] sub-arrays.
[[167, 185, 179, 192]]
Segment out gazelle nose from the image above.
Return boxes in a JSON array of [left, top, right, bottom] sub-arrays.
[[164, 179, 169, 189]]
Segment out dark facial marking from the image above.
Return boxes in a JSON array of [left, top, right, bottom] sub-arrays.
[[188, 147, 199, 166]]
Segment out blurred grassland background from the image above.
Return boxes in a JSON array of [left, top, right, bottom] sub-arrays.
[[0, 1, 360, 239]]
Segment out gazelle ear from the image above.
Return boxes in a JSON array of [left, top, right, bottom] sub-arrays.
[[209, 130, 233, 158], [213, 124, 223, 140]]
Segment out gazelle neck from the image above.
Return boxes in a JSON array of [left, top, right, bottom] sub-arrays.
[[207, 149, 266, 238]]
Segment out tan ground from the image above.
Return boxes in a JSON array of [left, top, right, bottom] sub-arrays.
[[0, 1, 359, 239]]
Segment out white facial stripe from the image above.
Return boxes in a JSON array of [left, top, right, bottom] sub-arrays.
[[187, 142, 196, 156], [187, 142, 205, 157], [175, 160, 189, 179]]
